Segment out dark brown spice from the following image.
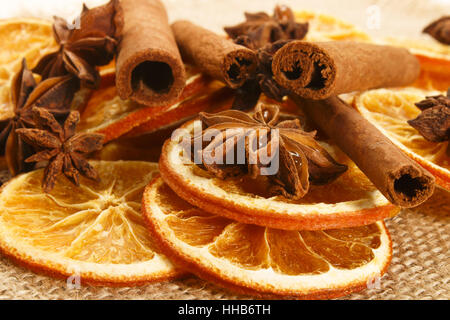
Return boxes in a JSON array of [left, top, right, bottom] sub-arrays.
[[225, 5, 308, 49], [423, 16, 450, 45], [294, 95, 435, 208], [408, 89, 450, 143], [0, 59, 79, 176], [190, 104, 347, 199], [232, 40, 294, 110], [232, 40, 292, 110], [224, 6, 308, 110], [16, 107, 104, 192], [32, 0, 118, 88]]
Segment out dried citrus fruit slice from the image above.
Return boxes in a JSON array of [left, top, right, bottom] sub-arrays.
[[143, 177, 392, 299], [159, 120, 399, 231], [94, 132, 170, 162], [0, 18, 57, 120], [0, 161, 183, 285], [125, 86, 234, 138], [354, 88, 450, 191], [385, 38, 450, 91], [295, 10, 371, 42], [77, 68, 227, 142]]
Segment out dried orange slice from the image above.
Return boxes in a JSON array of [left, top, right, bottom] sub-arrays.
[[0, 18, 57, 120], [159, 120, 399, 231], [125, 86, 234, 138], [77, 68, 228, 143], [413, 53, 450, 92], [354, 88, 450, 191], [143, 177, 392, 299], [295, 10, 371, 42], [94, 132, 170, 162], [385, 38, 450, 91], [0, 161, 183, 285]]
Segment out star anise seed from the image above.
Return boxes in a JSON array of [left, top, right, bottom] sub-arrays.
[[16, 107, 104, 192]]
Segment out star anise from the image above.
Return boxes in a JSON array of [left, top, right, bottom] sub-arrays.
[[0, 59, 79, 176], [224, 6, 308, 110], [190, 104, 347, 199], [225, 5, 308, 50], [16, 107, 104, 192], [423, 16, 450, 45], [408, 88, 450, 143], [232, 40, 293, 110], [33, 0, 118, 88]]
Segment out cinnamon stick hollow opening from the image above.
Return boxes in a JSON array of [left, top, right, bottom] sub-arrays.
[[115, 0, 186, 107], [390, 166, 435, 207], [223, 50, 257, 88], [272, 42, 335, 96], [172, 20, 257, 89], [116, 49, 186, 106], [131, 61, 174, 94]]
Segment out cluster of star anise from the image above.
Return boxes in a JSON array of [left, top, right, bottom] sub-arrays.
[[0, 0, 118, 191], [33, 0, 118, 88], [191, 104, 347, 199], [0, 59, 79, 176], [408, 89, 450, 152], [0, 59, 105, 192], [225, 5, 308, 50], [224, 6, 309, 110]]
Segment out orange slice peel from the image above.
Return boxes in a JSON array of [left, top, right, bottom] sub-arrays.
[[78, 72, 217, 143]]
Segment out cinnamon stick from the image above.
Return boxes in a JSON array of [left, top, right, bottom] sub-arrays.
[[292, 95, 435, 208], [115, 0, 186, 106], [172, 20, 257, 88], [273, 41, 420, 100]]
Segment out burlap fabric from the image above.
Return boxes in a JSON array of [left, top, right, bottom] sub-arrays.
[[0, 0, 449, 300]]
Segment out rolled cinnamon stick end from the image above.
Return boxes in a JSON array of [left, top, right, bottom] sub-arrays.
[[274, 41, 420, 100], [115, 0, 186, 106], [293, 95, 435, 208], [172, 20, 257, 89]]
